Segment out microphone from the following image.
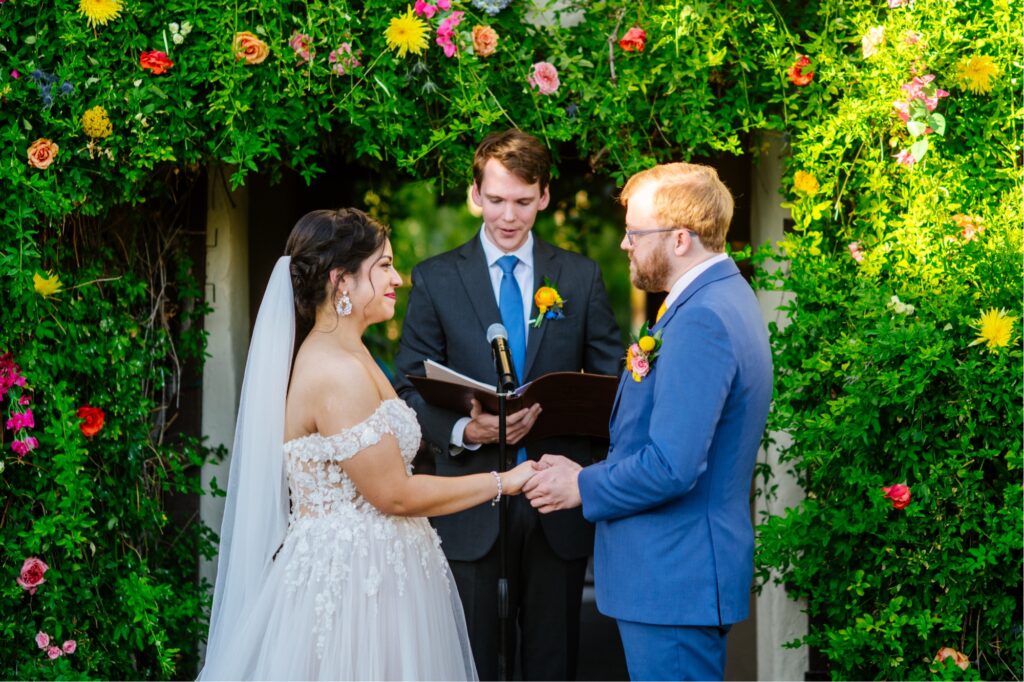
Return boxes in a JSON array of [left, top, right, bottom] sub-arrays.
[[486, 323, 519, 392]]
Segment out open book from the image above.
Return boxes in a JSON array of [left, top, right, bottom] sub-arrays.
[[409, 360, 619, 441]]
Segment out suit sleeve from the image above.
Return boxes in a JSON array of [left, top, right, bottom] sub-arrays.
[[578, 306, 735, 522], [582, 260, 623, 376], [393, 264, 466, 453]]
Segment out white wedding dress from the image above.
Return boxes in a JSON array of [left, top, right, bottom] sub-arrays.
[[201, 399, 477, 680]]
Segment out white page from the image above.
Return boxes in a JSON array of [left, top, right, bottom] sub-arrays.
[[423, 359, 498, 393]]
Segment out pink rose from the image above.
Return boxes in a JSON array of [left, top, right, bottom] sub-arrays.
[[528, 61, 560, 95], [881, 483, 911, 509], [17, 556, 48, 594], [47, 646, 62, 659], [62, 640, 77, 655], [895, 149, 915, 168], [36, 631, 50, 649], [632, 356, 650, 377], [847, 242, 864, 262], [288, 32, 313, 62], [472, 25, 498, 57]]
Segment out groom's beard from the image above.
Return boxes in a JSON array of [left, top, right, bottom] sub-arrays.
[[630, 246, 671, 293]]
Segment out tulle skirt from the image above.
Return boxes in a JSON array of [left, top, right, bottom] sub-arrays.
[[199, 513, 477, 681]]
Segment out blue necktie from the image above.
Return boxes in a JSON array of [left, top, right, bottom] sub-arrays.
[[496, 255, 528, 465]]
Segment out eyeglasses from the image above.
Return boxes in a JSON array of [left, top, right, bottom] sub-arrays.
[[624, 228, 698, 246]]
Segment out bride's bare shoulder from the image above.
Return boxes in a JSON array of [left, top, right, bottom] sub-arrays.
[[288, 343, 380, 434]]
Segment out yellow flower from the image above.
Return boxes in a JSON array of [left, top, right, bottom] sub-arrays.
[[956, 55, 998, 95], [78, 0, 123, 28], [534, 286, 558, 310], [34, 271, 63, 298], [793, 171, 819, 196], [384, 8, 429, 58], [638, 336, 656, 353], [82, 106, 113, 138], [970, 308, 1015, 350]]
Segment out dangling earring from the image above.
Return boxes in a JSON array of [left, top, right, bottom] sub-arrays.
[[336, 291, 352, 317]]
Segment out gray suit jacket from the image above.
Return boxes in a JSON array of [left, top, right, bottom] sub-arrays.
[[394, 234, 622, 561]]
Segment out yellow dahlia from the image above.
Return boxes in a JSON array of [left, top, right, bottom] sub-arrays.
[[970, 308, 1016, 351], [82, 106, 113, 138], [34, 272, 63, 298], [956, 55, 998, 95], [78, 0, 123, 28], [384, 8, 428, 58], [793, 171, 819, 196]]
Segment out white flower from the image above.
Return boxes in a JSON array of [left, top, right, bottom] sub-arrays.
[[172, 33, 184, 44], [180, 21, 192, 35], [169, 22, 180, 33], [861, 25, 884, 59], [887, 295, 916, 316]]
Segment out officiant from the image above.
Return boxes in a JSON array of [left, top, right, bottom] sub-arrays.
[[393, 129, 621, 680]]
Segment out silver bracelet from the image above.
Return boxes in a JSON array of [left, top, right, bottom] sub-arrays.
[[490, 471, 502, 506]]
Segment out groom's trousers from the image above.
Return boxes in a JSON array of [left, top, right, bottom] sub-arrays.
[[448, 495, 587, 681], [616, 620, 731, 681]]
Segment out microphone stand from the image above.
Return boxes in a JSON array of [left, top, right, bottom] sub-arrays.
[[496, 385, 512, 682]]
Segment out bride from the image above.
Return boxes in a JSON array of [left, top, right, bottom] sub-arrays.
[[200, 208, 536, 680]]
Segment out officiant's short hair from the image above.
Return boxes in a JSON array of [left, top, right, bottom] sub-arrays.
[[473, 129, 552, 193], [619, 163, 734, 252]]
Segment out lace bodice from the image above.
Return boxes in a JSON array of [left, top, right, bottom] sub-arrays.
[[283, 399, 421, 521]]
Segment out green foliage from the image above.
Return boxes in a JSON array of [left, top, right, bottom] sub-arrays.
[[754, 0, 1023, 679], [0, 209, 219, 678]]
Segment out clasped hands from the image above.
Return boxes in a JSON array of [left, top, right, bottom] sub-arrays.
[[463, 399, 581, 512], [498, 455, 582, 513]]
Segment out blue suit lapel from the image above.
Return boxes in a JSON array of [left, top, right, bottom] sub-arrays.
[[523, 239, 562, 380]]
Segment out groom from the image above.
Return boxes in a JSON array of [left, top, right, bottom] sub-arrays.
[[523, 162, 773, 680]]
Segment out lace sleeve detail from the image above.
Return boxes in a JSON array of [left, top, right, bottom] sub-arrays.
[[322, 417, 388, 462]]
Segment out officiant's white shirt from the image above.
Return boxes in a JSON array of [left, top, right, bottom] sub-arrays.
[[450, 227, 535, 451]]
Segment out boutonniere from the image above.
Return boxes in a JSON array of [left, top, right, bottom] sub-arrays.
[[529, 278, 566, 328], [625, 322, 663, 382]]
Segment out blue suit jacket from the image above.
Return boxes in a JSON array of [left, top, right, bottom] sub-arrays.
[[577, 258, 772, 626]]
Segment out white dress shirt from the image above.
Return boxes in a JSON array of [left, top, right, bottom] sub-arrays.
[[451, 227, 536, 451], [661, 253, 730, 312]]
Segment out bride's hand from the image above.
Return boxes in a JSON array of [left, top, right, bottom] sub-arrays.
[[500, 461, 538, 496]]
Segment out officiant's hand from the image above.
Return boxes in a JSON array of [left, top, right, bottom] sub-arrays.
[[464, 399, 542, 446], [523, 454, 582, 513]]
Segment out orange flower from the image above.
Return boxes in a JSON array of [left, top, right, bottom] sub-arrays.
[[27, 138, 59, 169], [472, 25, 498, 57], [619, 26, 646, 52], [534, 286, 558, 310], [934, 647, 970, 671], [140, 50, 174, 75], [788, 55, 813, 86], [233, 31, 269, 65], [77, 405, 105, 437]]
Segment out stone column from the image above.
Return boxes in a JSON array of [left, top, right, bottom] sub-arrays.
[[750, 131, 809, 681], [199, 166, 250, 624]]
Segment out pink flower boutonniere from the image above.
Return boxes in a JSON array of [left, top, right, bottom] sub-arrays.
[[625, 322, 663, 382], [529, 278, 566, 328]]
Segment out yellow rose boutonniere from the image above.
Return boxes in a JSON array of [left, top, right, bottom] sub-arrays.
[[529, 277, 566, 328], [625, 322, 663, 382]]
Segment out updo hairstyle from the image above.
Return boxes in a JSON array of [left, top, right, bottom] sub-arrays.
[[285, 208, 390, 324]]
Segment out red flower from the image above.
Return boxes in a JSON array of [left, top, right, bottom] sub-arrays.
[[77, 405, 105, 437], [140, 50, 174, 75], [881, 483, 911, 509], [619, 27, 647, 52], [787, 54, 814, 86], [17, 556, 48, 594]]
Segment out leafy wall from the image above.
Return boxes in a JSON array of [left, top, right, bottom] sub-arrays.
[[0, 0, 1019, 678]]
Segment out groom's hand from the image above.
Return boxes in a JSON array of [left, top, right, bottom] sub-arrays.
[[523, 454, 582, 513], [464, 399, 542, 445]]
